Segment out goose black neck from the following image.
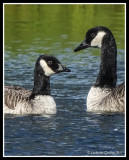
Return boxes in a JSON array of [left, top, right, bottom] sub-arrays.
[[29, 72, 51, 100], [94, 33, 117, 88]]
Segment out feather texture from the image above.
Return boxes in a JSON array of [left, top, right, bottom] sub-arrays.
[[4, 85, 31, 110]]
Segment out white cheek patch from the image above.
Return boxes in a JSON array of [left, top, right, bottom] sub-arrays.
[[91, 31, 106, 48], [40, 59, 55, 76]]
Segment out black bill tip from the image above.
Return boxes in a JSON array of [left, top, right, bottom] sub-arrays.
[[74, 47, 80, 52], [64, 67, 71, 72]]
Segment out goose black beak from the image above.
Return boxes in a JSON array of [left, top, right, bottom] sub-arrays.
[[63, 67, 71, 72], [74, 39, 89, 52], [56, 66, 71, 73]]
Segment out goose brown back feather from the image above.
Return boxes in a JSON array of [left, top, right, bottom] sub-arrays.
[[4, 85, 31, 110]]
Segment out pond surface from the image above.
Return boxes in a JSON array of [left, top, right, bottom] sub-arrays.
[[4, 4, 125, 157]]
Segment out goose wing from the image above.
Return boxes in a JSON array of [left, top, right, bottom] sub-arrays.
[[111, 82, 125, 111], [111, 82, 125, 98], [101, 82, 125, 111], [4, 85, 31, 110]]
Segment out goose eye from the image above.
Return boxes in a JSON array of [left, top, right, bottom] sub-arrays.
[[91, 33, 95, 37], [48, 61, 52, 65]]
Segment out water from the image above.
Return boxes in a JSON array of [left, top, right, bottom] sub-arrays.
[[5, 112, 124, 156], [4, 4, 125, 156]]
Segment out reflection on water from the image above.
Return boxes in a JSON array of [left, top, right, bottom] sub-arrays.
[[4, 4, 125, 156]]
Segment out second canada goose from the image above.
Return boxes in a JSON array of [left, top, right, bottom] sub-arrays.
[[74, 26, 125, 112], [4, 55, 71, 114]]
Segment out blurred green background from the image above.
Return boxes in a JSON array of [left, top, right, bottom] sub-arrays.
[[4, 4, 125, 58]]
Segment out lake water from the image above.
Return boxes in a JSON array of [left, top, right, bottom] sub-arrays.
[[4, 4, 125, 157]]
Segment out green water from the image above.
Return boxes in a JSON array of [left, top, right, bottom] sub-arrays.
[[4, 4, 125, 58]]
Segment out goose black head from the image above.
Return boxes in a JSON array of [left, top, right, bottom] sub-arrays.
[[35, 55, 71, 77], [74, 26, 113, 52]]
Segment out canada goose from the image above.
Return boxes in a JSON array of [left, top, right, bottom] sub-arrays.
[[4, 55, 71, 114], [74, 26, 125, 112]]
